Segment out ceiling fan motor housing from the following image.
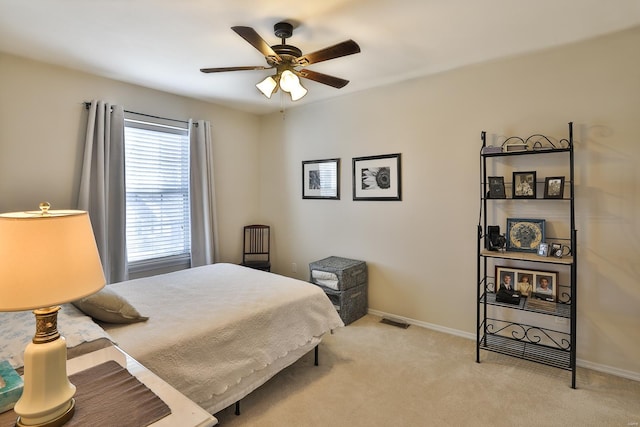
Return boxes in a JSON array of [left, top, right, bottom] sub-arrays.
[[269, 22, 301, 65], [274, 22, 293, 39]]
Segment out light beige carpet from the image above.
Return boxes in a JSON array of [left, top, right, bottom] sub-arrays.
[[214, 314, 640, 426]]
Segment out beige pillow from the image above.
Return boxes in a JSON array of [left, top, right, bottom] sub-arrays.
[[73, 287, 148, 324]]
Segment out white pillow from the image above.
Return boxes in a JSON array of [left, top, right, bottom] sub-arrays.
[[73, 288, 148, 324]]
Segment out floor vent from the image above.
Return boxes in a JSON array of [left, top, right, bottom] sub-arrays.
[[380, 318, 410, 329]]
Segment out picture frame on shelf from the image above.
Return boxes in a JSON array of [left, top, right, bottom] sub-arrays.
[[487, 176, 506, 199], [544, 176, 565, 199], [352, 153, 401, 201], [550, 242, 572, 258], [495, 266, 558, 301], [512, 171, 537, 199], [302, 158, 340, 200], [538, 242, 549, 257], [506, 218, 545, 253]]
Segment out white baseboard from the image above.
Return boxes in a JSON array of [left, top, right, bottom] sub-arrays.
[[367, 308, 640, 383], [576, 358, 640, 383], [368, 309, 475, 340]]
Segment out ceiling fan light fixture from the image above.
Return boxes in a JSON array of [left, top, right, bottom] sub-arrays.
[[279, 70, 307, 101], [204, 23, 360, 103], [256, 75, 278, 98], [278, 69, 298, 92], [288, 82, 307, 101]]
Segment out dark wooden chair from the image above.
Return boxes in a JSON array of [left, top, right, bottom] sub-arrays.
[[241, 225, 271, 272]]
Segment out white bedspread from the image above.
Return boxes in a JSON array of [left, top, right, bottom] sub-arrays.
[[102, 263, 343, 411]]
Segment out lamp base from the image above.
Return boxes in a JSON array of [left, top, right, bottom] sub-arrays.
[[13, 307, 76, 427], [16, 398, 74, 427]]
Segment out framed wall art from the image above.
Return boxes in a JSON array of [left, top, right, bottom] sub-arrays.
[[302, 158, 340, 199], [506, 218, 545, 253], [544, 176, 565, 199], [352, 153, 401, 201], [512, 171, 536, 199]]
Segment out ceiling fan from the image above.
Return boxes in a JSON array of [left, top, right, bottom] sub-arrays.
[[200, 22, 361, 101]]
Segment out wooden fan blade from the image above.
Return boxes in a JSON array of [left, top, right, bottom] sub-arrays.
[[296, 69, 349, 89], [200, 66, 272, 73], [232, 26, 282, 63], [296, 40, 360, 66]]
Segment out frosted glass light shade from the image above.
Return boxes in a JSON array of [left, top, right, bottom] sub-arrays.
[[288, 84, 308, 101], [256, 76, 278, 98], [279, 70, 307, 101], [0, 208, 106, 311]]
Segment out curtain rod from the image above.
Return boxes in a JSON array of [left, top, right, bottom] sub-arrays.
[[83, 101, 190, 125]]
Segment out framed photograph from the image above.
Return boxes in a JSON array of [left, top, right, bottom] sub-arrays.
[[532, 271, 558, 302], [538, 242, 549, 257], [506, 218, 545, 252], [512, 171, 537, 199], [495, 267, 516, 294], [516, 271, 534, 297], [487, 176, 506, 199], [544, 176, 565, 199], [302, 158, 340, 199], [352, 153, 401, 201], [495, 266, 558, 301]]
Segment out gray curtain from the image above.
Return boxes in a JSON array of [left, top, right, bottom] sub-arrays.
[[78, 100, 128, 283], [189, 120, 219, 266]]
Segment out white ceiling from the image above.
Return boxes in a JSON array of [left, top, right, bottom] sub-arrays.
[[1, 1, 640, 115]]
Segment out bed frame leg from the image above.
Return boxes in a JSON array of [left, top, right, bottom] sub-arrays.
[[314, 344, 319, 366], [235, 401, 240, 416]]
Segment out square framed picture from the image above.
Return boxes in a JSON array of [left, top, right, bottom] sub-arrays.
[[512, 171, 537, 199], [302, 158, 340, 199], [506, 218, 545, 252], [544, 176, 565, 199], [352, 153, 401, 201], [487, 176, 506, 199]]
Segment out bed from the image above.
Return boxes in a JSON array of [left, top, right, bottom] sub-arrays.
[[0, 263, 343, 415]]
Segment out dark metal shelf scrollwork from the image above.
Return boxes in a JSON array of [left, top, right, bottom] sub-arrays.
[[503, 134, 571, 150], [480, 318, 572, 369], [485, 318, 570, 350], [482, 132, 572, 157]]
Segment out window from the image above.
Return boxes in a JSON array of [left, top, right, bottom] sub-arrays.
[[124, 115, 191, 271]]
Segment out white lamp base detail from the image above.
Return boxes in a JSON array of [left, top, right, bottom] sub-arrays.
[[13, 308, 77, 427]]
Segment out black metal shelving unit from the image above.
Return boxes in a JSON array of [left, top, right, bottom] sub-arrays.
[[476, 122, 578, 388]]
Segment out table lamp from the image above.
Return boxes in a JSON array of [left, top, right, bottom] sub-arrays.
[[0, 203, 105, 427]]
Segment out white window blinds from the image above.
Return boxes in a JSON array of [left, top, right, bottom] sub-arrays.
[[124, 117, 191, 266]]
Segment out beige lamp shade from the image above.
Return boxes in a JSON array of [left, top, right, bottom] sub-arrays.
[[0, 208, 106, 311]]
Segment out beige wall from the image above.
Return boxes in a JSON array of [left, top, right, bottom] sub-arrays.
[[0, 53, 261, 264], [1, 26, 638, 380], [258, 26, 640, 378]]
